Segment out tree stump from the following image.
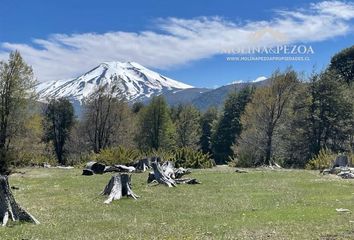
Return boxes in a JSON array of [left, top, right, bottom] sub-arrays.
[[151, 161, 176, 187], [333, 155, 349, 168], [101, 174, 139, 204], [0, 175, 39, 226], [149, 160, 200, 186]]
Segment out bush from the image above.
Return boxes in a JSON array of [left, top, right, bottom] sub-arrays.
[[94, 146, 142, 166], [172, 147, 215, 168], [306, 148, 336, 170], [82, 146, 214, 169], [12, 151, 57, 167]]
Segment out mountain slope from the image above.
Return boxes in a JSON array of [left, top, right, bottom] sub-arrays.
[[36, 61, 193, 103]]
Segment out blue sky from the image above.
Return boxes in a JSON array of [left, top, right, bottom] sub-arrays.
[[1, 0, 354, 88]]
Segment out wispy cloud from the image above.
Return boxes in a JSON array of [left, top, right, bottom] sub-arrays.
[[1, 1, 354, 82]]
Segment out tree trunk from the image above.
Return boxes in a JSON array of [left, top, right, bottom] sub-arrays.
[[265, 130, 273, 165], [149, 161, 199, 186], [0, 175, 39, 226], [151, 161, 176, 187], [101, 174, 139, 204]]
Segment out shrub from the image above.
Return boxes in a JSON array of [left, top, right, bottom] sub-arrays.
[[95, 146, 142, 166], [306, 148, 336, 170], [12, 151, 57, 167], [172, 147, 215, 168], [84, 146, 215, 169]]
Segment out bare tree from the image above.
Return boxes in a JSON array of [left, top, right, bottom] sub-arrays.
[[82, 85, 133, 153]]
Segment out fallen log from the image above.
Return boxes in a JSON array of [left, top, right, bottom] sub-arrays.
[[0, 175, 39, 226], [104, 165, 136, 173], [133, 158, 151, 172], [101, 174, 139, 204], [174, 167, 191, 179], [82, 161, 105, 175], [235, 169, 248, 173], [175, 178, 200, 184]]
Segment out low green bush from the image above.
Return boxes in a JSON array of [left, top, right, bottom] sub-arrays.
[[306, 148, 336, 170], [172, 147, 215, 168], [94, 146, 142, 166]]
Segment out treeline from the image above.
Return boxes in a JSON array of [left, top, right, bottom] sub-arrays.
[[0, 46, 353, 174]]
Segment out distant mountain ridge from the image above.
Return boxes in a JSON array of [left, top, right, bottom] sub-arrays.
[[36, 61, 268, 113], [36, 61, 193, 103]]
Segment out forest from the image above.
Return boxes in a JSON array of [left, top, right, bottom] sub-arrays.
[[0, 45, 353, 175]]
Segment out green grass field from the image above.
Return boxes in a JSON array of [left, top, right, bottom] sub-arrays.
[[1, 167, 354, 239]]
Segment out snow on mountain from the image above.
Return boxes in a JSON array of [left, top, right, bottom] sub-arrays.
[[252, 76, 267, 82], [36, 61, 193, 103], [227, 76, 268, 85]]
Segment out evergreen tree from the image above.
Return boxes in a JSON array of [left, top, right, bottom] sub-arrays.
[[308, 70, 353, 155], [212, 86, 253, 164], [43, 98, 74, 165], [175, 105, 201, 149], [136, 96, 175, 150], [0, 51, 36, 174], [280, 70, 354, 167], [199, 107, 218, 155], [329, 45, 354, 85]]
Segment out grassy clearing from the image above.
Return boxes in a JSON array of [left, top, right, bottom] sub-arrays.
[[1, 166, 354, 239]]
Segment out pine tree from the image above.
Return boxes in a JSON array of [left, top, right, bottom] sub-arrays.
[[212, 86, 253, 164], [308, 70, 353, 155], [329, 45, 354, 85], [43, 98, 74, 165]]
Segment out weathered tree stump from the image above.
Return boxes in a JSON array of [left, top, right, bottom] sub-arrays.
[[149, 160, 200, 186], [0, 175, 39, 226], [333, 155, 349, 168], [151, 161, 177, 187], [101, 174, 139, 204]]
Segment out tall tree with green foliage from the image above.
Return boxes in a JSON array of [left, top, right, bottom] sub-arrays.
[[0, 51, 36, 174], [237, 70, 298, 166], [329, 45, 354, 85], [175, 105, 201, 149], [212, 86, 253, 164], [43, 98, 74, 165], [279, 70, 354, 167], [308, 70, 353, 155], [136, 96, 175, 150], [199, 107, 218, 155]]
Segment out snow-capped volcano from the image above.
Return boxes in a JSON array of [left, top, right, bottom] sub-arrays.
[[36, 61, 193, 103]]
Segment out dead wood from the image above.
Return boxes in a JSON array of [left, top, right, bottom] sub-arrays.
[[101, 174, 139, 204], [0, 175, 39, 226]]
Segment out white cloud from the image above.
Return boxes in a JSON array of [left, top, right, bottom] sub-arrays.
[[1, 1, 354, 82]]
